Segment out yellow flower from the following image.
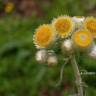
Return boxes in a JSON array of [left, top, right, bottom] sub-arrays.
[[72, 29, 93, 48], [84, 17, 96, 38], [52, 16, 75, 38], [5, 2, 14, 13], [33, 24, 55, 48]]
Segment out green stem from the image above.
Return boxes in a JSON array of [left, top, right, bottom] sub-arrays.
[[71, 55, 83, 96]]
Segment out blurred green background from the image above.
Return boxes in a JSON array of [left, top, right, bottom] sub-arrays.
[[0, 0, 96, 96]]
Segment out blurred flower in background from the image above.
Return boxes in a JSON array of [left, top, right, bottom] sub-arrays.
[[5, 2, 14, 13], [0, 0, 95, 17]]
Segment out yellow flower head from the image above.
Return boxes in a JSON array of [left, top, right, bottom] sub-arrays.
[[72, 29, 93, 48], [84, 17, 96, 38], [33, 24, 55, 48], [5, 2, 14, 13], [52, 16, 75, 38]]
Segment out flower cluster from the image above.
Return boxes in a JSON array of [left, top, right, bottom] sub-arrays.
[[33, 16, 96, 65]]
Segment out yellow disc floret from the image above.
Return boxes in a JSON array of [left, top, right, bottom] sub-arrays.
[[52, 16, 75, 38], [72, 29, 92, 48], [33, 24, 55, 48], [84, 17, 96, 38]]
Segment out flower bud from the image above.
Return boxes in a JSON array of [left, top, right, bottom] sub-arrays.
[[72, 16, 85, 29], [47, 55, 58, 66], [61, 39, 73, 54], [35, 49, 48, 63], [88, 45, 96, 59]]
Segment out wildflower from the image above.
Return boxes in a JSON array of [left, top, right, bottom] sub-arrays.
[[72, 29, 93, 48], [5, 2, 14, 13], [84, 17, 96, 38], [52, 16, 75, 38], [33, 24, 55, 48]]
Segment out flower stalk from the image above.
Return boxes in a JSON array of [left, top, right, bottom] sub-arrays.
[[71, 55, 83, 96]]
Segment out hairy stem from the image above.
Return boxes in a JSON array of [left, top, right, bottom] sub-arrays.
[[71, 55, 83, 96]]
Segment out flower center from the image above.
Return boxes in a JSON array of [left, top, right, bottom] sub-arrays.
[[80, 35, 86, 41]]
